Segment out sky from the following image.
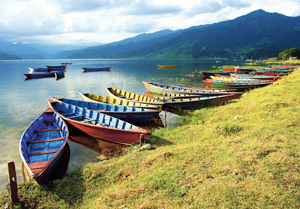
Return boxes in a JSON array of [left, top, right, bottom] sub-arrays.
[[0, 0, 300, 46]]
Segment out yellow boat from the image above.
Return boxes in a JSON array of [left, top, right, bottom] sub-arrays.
[[106, 87, 164, 109], [79, 92, 158, 109], [157, 65, 177, 69]]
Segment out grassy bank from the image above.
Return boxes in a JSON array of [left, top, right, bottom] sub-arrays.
[[1, 68, 300, 208]]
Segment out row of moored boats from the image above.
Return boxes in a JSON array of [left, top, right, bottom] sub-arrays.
[[19, 64, 298, 184]]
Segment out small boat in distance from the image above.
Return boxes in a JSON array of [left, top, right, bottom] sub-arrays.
[[83, 67, 111, 72], [46, 65, 66, 69], [24, 72, 58, 79], [157, 65, 177, 69], [19, 108, 69, 183]]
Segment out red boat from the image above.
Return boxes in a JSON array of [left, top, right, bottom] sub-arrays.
[[48, 100, 150, 145]]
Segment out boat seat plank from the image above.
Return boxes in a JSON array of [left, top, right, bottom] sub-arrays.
[[81, 119, 96, 123], [34, 128, 62, 133], [44, 120, 55, 123], [28, 150, 57, 156], [28, 137, 64, 144], [28, 161, 50, 169], [66, 115, 84, 119], [31, 168, 43, 174]]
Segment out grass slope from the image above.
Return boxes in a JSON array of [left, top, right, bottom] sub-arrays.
[[1, 67, 300, 208]]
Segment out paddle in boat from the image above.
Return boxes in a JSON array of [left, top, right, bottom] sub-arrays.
[[19, 108, 69, 184], [48, 100, 151, 145], [79, 92, 158, 109], [52, 97, 160, 124], [142, 81, 243, 99], [106, 87, 165, 109], [83, 67, 111, 72]]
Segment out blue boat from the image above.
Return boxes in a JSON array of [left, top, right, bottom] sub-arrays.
[[24, 72, 57, 79], [52, 97, 160, 124], [83, 67, 111, 72], [19, 108, 69, 184]]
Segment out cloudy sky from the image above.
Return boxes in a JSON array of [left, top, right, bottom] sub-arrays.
[[0, 0, 300, 46]]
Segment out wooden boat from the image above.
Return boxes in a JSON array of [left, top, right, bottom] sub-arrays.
[[46, 65, 66, 69], [224, 67, 254, 74], [29, 67, 50, 72], [156, 94, 238, 110], [19, 108, 69, 183], [142, 81, 243, 99], [157, 65, 177, 69], [48, 100, 151, 145], [83, 67, 111, 72], [52, 97, 160, 124], [106, 87, 165, 109], [230, 74, 280, 81], [202, 71, 231, 78], [79, 92, 158, 109], [253, 68, 291, 74], [203, 79, 272, 88], [24, 71, 57, 79], [210, 75, 271, 82], [144, 91, 203, 100]]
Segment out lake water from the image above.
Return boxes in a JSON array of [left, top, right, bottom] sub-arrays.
[[0, 58, 243, 191]]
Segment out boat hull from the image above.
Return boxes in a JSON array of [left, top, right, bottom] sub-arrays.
[[203, 79, 271, 88], [157, 65, 176, 69], [24, 72, 57, 79], [83, 67, 111, 72]]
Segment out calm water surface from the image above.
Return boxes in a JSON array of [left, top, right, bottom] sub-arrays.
[[0, 59, 243, 190]]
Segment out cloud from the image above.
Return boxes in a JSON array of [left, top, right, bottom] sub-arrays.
[[185, 1, 223, 17], [222, 0, 252, 9], [125, 0, 183, 16], [292, 7, 300, 16]]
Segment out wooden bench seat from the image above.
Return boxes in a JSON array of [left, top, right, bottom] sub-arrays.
[[28, 161, 50, 173], [28, 150, 57, 156], [28, 137, 64, 144], [66, 114, 84, 119], [34, 128, 62, 133], [81, 119, 96, 123]]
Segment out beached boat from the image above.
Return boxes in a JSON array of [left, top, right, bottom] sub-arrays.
[[142, 81, 243, 99], [52, 97, 160, 124], [48, 100, 151, 145], [230, 74, 280, 81], [210, 75, 271, 82], [19, 108, 69, 184], [156, 94, 238, 110], [224, 67, 254, 74], [24, 72, 57, 79], [203, 79, 272, 88], [106, 87, 165, 109], [202, 71, 231, 78], [157, 65, 177, 69], [83, 67, 111, 72], [79, 92, 158, 109], [144, 91, 203, 100]]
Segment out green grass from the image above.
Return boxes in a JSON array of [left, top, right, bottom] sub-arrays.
[[1, 68, 300, 208]]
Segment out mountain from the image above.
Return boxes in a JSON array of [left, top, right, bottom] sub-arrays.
[[0, 41, 49, 59], [63, 29, 185, 59], [107, 9, 300, 59]]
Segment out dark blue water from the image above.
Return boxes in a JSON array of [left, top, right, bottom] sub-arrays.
[[0, 59, 243, 190]]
